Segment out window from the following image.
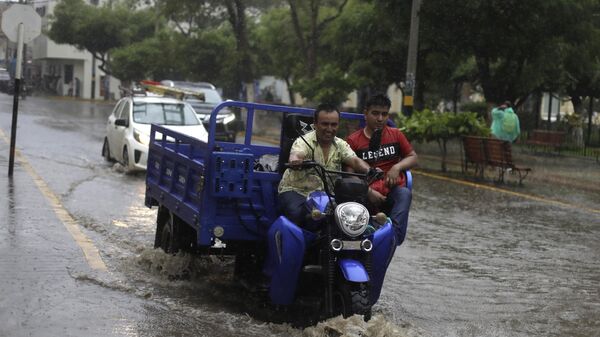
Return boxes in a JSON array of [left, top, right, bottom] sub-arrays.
[[133, 103, 200, 126], [35, 6, 46, 17], [119, 101, 131, 123], [64, 64, 73, 84]]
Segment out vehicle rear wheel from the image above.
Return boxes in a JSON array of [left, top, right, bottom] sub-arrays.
[[102, 138, 113, 162], [159, 214, 180, 254], [332, 282, 372, 321]]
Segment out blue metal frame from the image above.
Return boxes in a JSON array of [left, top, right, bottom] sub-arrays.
[[146, 101, 411, 248]]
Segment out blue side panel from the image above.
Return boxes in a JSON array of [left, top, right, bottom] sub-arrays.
[[369, 222, 397, 304], [263, 216, 316, 305], [145, 125, 208, 235], [338, 259, 369, 283], [406, 170, 413, 191], [210, 152, 253, 198]]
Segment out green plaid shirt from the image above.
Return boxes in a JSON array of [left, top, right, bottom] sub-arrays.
[[278, 130, 357, 197]]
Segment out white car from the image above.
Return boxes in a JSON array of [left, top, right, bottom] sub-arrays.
[[102, 95, 208, 171]]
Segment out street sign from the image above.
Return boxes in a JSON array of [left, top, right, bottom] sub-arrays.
[[2, 4, 41, 176], [1, 4, 42, 43]]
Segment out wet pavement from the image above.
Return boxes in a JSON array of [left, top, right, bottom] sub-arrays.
[[0, 94, 599, 337]]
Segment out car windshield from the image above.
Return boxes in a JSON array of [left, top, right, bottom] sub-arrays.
[[132, 102, 200, 125], [198, 89, 222, 104], [181, 88, 222, 104]]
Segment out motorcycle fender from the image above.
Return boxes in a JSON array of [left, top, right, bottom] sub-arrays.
[[338, 258, 369, 282]]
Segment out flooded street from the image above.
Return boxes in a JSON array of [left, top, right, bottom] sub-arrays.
[[1, 95, 599, 336]]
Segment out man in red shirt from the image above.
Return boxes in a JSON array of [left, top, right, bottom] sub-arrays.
[[347, 94, 418, 245]]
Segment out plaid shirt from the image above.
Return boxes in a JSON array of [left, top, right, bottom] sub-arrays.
[[278, 130, 357, 197]]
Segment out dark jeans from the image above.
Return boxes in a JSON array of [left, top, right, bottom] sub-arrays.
[[278, 191, 308, 227], [381, 186, 412, 246]]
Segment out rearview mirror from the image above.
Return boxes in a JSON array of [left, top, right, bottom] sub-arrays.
[[115, 119, 128, 127]]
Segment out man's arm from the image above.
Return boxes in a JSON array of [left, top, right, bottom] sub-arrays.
[[287, 150, 306, 168], [344, 156, 371, 174], [385, 151, 418, 188]]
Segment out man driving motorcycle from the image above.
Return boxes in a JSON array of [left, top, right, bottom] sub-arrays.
[[277, 103, 373, 227], [264, 103, 377, 306]]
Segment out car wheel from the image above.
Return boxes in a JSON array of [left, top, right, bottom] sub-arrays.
[[102, 138, 113, 162], [122, 146, 129, 169]]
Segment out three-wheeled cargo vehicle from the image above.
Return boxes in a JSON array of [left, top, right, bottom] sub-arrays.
[[145, 101, 411, 322]]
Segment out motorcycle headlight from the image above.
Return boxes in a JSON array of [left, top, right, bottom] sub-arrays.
[[133, 129, 150, 145], [334, 202, 370, 237]]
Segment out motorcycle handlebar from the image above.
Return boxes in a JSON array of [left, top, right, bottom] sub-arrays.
[[283, 160, 366, 178]]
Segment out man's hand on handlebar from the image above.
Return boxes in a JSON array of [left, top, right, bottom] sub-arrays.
[[288, 159, 304, 170]]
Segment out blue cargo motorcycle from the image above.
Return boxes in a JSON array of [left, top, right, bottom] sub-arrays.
[[262, 159, 408, 321], [145, 101, 411, 323]]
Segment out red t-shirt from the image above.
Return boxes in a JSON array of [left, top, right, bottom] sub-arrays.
[[346, 126, 413, 195]]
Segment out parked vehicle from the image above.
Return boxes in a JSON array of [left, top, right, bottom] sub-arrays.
[[0, 69, 11, 93], [102, 94, 208, 171], [145, 101, 411, 322], [7, 79, 28, 99], [160, 80, 238, 142]]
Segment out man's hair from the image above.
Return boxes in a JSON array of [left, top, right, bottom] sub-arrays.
[[314, 103, 340, 122], [365, 93, 391, 109]]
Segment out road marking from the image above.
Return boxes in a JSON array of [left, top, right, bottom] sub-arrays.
[[413, 170, 600, 215], [0, 129, 107, 271]]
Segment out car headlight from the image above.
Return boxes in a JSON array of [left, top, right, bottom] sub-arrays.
[[133, 129, 150, 145], [222, 113, 236, 125], [334, 202, 370, 237]]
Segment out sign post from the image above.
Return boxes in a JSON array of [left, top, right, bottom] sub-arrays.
[[403, 0, 421, 117], [1, 4, 41, 176]]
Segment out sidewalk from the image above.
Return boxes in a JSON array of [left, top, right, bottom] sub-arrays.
[[0, 148, 151, 337], [412, 140, 600, 210]]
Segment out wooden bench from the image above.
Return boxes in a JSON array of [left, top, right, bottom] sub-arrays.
[[462, 136, 532, 185], [526, 129, 565, 153], [462, 136, 487, 178]]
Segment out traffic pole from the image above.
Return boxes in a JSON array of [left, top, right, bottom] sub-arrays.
[[8, 22, 24, 177], [403, 0, 421, 117]]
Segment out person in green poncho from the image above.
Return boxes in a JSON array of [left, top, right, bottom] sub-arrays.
[[491, 101, 521, 142]]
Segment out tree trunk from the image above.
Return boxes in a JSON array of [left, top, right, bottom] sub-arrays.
[[225, 0, 253, 99], [437, 139, 448, 172], [587, 97, 593, 147], [285, 77, 295, 106]]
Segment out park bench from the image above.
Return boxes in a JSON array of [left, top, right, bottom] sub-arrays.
[[462, 136, 532, 185], [526, 129, 566, 153], [462, 136, 487, 178]]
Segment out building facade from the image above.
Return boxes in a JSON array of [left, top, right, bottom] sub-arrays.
[[29, 0, 120, 100]]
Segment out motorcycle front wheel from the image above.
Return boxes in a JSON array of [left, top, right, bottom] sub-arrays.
[[332, 281, 372, 321]]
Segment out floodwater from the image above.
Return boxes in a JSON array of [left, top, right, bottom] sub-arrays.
[[1, 95, 599, 336]]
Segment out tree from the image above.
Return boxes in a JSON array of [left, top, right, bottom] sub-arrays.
[[325, 0, 410, 109], [559, 0, 600, 113], [48, 0, 156, 76], [398, 109, 489, 171], [254, 7, 302, 104], [287, 0, 348, 79], [419, 0, 571, 106]]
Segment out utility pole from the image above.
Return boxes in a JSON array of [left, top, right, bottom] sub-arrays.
[[403, 0, 421, 117]]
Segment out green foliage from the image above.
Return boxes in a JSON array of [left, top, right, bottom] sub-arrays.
[[48, 0, 600, 113], [253, 7, 301, 80], [48, 0, 156, 75], [460, 101, 488, 120], [395, 109, 489, 171], [398, 110, 489, 143], [324, 0, 408, 91], [291, 64, 359, 106]]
